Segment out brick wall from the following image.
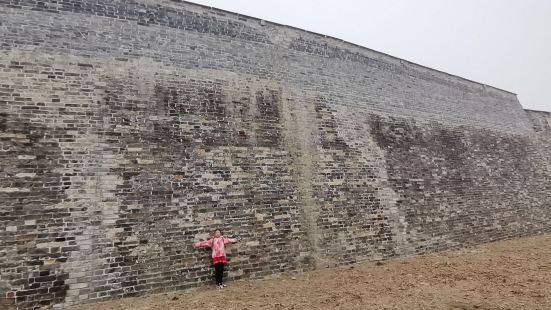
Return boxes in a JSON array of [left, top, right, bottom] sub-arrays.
[[0, 1, 549, 308]]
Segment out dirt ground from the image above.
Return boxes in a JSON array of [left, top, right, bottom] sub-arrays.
[[71, 234, 551, 310]]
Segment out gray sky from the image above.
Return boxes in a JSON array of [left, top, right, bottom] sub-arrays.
[[191, 0, 550, 112]]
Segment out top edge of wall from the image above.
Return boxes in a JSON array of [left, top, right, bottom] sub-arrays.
[[525, 109, 551, 114], [166, 0, 517, 97]]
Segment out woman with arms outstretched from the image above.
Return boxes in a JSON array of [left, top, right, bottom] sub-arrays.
[[193, 229, 238, 289]]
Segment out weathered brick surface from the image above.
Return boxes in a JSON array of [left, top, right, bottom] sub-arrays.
[[0, 1, 549, 308]]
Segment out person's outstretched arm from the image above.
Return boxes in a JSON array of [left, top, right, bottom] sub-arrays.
[[193, 238, 213, 248], [222, 236, 238, 245]]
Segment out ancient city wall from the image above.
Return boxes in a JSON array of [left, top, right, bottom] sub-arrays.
[[0, 1, 549, 308]]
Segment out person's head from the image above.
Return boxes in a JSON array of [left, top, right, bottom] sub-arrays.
[[213, 229, 222, 238]]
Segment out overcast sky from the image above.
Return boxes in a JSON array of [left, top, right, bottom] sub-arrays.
[[191, 0, 550, 112]]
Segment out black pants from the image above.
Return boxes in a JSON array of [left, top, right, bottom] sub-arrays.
[[214, 263, 224, 285]]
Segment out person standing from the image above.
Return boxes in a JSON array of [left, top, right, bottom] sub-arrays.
[[193, 229, 238, 289]]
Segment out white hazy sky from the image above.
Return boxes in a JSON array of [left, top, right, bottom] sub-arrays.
[[191, 0, 550, 112]]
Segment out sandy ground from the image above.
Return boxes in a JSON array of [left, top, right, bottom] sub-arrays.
[[71, 234, 551, 310]]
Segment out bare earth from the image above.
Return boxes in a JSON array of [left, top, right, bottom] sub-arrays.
[[71, 235, 551, 310]]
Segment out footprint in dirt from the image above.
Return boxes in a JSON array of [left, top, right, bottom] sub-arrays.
[[447, 302, 484, 310]]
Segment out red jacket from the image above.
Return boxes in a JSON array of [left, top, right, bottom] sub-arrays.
[[193, 236, 237, 265]]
